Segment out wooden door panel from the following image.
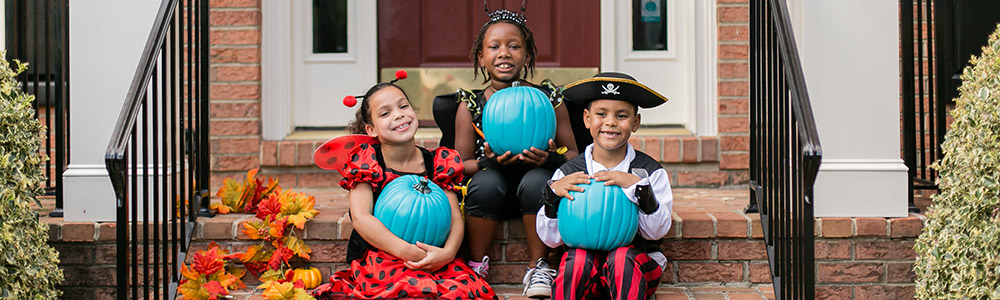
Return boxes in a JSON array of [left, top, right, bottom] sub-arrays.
[[378, 0, 599, 68]]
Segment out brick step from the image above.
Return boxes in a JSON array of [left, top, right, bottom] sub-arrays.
[[41, 188, 925, 299], [177, 283, 776, 300]]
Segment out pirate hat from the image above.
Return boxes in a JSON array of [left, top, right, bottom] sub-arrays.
[[562, 72, 667, 108]]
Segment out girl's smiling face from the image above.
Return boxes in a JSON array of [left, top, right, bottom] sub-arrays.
[[364, 86, 418, 145], [478, 22, 529, 84]]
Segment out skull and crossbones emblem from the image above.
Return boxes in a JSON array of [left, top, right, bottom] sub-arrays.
[[601, 83, 620, 95]]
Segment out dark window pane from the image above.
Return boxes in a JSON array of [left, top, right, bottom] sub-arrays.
[[313, 0, 348, 53], [632, 0, 667, 51]]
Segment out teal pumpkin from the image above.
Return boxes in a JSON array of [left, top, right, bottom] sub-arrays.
[[482, 85, 556, 155], [373, 175, 451, 247], [557, 181, 639, 251]]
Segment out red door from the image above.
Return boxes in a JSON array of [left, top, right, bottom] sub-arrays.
[[378, 0, 600, 68]]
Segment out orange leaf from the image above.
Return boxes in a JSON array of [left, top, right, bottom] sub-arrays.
[[240, 245, 265, 263], [181, 264, 201, 281], [283, 236, 312, 260], [242, 220, 267, 240], [215, 178, 245, 213], [178, 278, 211, 300], [278, 190, 320, 230]]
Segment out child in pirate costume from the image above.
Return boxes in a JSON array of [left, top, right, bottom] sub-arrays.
[[536, 72, 674, 300], [432, 1, 590, 298]]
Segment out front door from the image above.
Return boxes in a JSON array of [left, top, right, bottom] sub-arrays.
[[602, 0, 695, 127], [377, 0, 601, 124], [291, 0, 378, 128]]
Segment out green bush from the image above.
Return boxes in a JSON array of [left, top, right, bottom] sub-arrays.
[[0, 51, 63, 299], [914, 25, 1000, 299]]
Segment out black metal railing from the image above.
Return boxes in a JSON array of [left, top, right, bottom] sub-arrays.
[[749, 0, 822, 299], [104, 0, 210, 299], [901, 0, 943, 213], [5, 0, 70, 217]]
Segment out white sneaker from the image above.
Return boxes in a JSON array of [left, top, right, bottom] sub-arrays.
[[469, 256, 490, 279], [522, 258, 556, 298]]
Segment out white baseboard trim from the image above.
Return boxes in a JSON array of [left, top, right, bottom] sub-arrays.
[[814, 158, 909, 218]]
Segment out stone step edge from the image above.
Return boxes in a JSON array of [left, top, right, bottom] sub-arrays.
[[40, 213, 926, 243]]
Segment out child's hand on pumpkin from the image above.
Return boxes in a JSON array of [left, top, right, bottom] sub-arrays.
[[518, 139, 557, 167], [593, 170, 640, 188], [484, 142, 519, 166], [550, 172, 591, 200], [404, 242, 453, 271]]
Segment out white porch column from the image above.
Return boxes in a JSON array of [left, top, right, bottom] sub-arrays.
[[64, 0, 160, 221], [797, 0, 908, 217]]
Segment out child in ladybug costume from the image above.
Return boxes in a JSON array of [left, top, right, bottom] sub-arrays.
[[537, 72, 675, 300], [311, 71, 496, 300]]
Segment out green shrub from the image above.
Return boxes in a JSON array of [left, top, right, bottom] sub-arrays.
[[0, 51, 63, 299], [914, 25, 1000, 299]]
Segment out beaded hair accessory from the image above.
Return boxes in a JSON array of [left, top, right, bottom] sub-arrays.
[[485, 0, 527, 24], [343, 69, 407, 107]]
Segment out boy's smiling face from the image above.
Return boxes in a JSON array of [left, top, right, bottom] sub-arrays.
[[584, 99, 641, 152]]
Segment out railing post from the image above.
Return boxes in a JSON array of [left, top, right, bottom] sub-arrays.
[[197, 0, 214, 218]]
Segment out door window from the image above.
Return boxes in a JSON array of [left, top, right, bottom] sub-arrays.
[[312, 0, 348, 54], [633, 0, 667, 51]]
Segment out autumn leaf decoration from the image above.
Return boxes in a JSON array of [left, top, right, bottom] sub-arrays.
[[212, 168, 279, 214], [181, 169, 319, 300], [240, 188, 319, 284], [178, 242, 247, 300]]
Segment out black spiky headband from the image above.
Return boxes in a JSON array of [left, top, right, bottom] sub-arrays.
[[485, 0, 527, 24]]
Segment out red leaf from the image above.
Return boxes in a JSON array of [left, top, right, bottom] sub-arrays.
[[267, 247, 293, 270], [256, 193, 282, 221], [192, 247, 224, 276], [203, 280, 228, 296]]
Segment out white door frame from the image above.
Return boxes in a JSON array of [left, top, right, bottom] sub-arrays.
[[261, 0, 294, 140], [599, 0, 717, 135], [261, 0, 377, 139]]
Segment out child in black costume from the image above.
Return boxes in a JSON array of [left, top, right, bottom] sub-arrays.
[[537, 72, 674, 300], [431, 3, 585, 298]]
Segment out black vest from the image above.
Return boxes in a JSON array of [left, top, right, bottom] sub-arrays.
[[556, 150, 665, 253]]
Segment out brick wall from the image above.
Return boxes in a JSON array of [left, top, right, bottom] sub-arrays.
[[208, 0, 264, 187], [717, 0, 751, 173]]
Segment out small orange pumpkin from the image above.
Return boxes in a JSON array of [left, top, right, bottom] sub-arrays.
[[292, 267, 322, 289]]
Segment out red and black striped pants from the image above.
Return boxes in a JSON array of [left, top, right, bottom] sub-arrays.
[[553, 246, 663, 300]]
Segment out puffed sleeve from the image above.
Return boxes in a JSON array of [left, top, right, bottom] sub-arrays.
[[338, 143, 384, 190], [431, 147, 464, 192]]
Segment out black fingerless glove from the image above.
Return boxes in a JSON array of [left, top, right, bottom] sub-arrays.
[[542, 180, 560, 218], [635, 184, 659, 214], [540, 151, 567, 171], [476, 155, 501, 170]]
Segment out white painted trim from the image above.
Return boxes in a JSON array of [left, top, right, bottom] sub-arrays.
[[695, 0, 717, 136], [814, 159, 909, 218], [819, 159, 909, 172], [63, 165, 116, 221], [261, 0, 294, 140], [600, 0, 616, 72]]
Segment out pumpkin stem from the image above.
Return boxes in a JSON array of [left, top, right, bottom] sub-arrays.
[[414, 177, 433, 194]]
